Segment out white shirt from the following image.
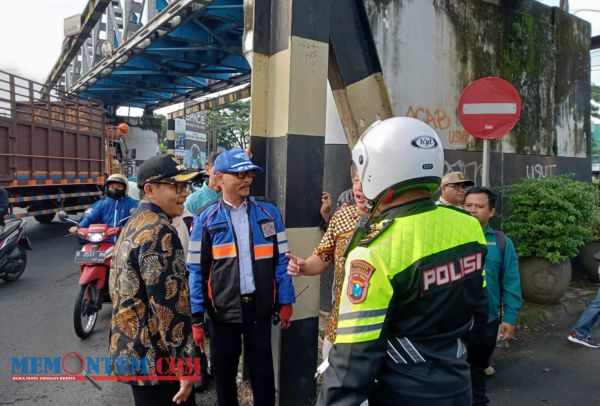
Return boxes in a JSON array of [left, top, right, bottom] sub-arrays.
[[172, 209, 193, 256], [224, 198, 255, 294]]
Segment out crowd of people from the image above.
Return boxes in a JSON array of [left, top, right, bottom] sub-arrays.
[[62, 115, 596, 405]]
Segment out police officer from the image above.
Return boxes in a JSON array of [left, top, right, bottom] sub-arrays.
[[318, 117, 488, 405]]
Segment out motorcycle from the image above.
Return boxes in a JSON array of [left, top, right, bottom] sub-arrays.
[[0, 218, 31, 283], [59, 210, 120, 339]]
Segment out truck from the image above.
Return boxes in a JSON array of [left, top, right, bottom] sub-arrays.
[[0, 70, 105, 223]]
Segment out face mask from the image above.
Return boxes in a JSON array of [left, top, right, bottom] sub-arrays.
[[107, 188, 125, 200]]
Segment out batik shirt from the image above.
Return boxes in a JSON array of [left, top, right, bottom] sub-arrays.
[[109, 202, 196, 386], [313, 205, 362, 343]]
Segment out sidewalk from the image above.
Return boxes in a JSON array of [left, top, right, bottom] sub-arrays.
[[517, 281, 598, 330]]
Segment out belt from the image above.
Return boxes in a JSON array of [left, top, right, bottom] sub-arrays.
[[240, 294, 255, 303]]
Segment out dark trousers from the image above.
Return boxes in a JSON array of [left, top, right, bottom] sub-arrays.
[[208, 300, 275, 406], [372, 390, 472, 406], [467, 320, 500, 406], [130, 382, 196, 406]]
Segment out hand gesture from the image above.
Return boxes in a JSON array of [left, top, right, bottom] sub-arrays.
[[286, 252, 306, 277], [320, 192, 332, 223]]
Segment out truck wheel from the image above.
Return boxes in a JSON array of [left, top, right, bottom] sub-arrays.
[[33, 213, 55, 224]]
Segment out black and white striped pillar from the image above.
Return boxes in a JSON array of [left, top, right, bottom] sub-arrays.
[[247, 0, 331, 404], [328, 0, 394, 148], [166, 118, 175, 156]]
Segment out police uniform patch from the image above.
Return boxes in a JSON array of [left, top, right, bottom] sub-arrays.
[[347, 260, 375, 304], [260, 221, 276, 238]]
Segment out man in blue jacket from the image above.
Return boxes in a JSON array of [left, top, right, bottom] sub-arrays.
[[187, 149, 295, 406], [464, 186, 522, 405], [70, 174, 139, 238]]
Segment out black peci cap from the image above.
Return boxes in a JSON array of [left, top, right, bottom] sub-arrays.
[[137, 154, 200, 188]]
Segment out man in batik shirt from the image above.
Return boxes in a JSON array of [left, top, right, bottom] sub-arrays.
[[109, 154, 200, 406]]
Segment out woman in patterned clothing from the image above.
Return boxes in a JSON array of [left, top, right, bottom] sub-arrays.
[[287, 164, 367, 358]]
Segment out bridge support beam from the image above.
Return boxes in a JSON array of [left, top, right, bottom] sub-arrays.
[[328, 0, 394, 149]]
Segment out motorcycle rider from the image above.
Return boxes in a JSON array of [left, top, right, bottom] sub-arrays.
[[318, 117, 488, 405], [69, 174, 139, 237]]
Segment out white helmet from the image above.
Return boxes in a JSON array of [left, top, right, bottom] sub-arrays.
[[352, 117, 444, 201], [106, 173, 128, 192]]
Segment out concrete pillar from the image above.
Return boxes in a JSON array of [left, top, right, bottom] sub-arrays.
[[166, 118, 175, 156], [247, 0, 330, 404]]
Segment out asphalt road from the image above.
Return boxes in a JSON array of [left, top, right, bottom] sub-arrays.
[[488, 317, 600, 406], [0, 217, 131, 405], [1, 217, 599, 405]]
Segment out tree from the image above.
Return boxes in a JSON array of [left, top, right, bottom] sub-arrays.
[[206, 100, 250, 150], [592, 85, 600, 120], [154, 114, 168, 153]]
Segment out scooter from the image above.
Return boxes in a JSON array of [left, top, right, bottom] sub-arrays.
[[0, 218, 31, 282], [59, 211, 120, 339]]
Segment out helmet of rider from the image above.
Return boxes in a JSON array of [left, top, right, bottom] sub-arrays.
[[352, 117, 444, 202], [105, 173, 128, 200]]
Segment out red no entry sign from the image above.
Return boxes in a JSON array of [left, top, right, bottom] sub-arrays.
[[457, 77, 521, 140]]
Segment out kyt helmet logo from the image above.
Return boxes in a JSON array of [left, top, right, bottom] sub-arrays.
[[411, 136, 438, 149]]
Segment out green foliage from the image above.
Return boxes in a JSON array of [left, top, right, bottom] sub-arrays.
[[502, 175, 598, 264], [154, 114, 168, 153], [206, 101, 250, 150], [592, 85, 600, 120], [590, 208, 600, 243]]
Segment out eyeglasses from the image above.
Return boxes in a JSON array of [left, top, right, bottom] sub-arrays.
[[152, 181, 188, 194], [444, 184, 468, 190], [224, 171, 256, 179]]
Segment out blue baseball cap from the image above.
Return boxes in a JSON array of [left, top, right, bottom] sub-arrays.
[[213, 149, 263, 173]]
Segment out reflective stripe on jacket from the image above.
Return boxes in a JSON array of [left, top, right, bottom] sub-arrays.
[[187, 197, 295, 323]]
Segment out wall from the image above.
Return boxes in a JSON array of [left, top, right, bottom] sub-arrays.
[[324, 0, 591, 193], [321, 0, 592, 308]]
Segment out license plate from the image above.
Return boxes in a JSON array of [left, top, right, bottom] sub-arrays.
[[74, 250, 106, 264]]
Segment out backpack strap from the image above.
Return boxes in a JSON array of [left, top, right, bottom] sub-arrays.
[[495, 230, 506, 279]]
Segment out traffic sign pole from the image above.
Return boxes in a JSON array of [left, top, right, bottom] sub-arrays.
[[482, 139, 490, 187]]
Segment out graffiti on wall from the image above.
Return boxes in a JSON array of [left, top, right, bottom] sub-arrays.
[[526, 164, 557, 179], [444, 159, 482, 185], [406, 106, 450, 130], [406, 106, 468, 145]]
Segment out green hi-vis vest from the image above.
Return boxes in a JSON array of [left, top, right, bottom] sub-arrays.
[[335, 200, 487, 344]]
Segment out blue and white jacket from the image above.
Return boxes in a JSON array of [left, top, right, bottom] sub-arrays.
[[187, 197, 295, 323]]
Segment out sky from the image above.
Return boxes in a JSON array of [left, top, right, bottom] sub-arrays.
[[0, 0, 598, 91]]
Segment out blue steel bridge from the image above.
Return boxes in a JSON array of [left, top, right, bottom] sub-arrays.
[[46, 0, 248, 115]]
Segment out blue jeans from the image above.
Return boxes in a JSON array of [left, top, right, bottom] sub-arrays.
[[572, 288, 600, 338]]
